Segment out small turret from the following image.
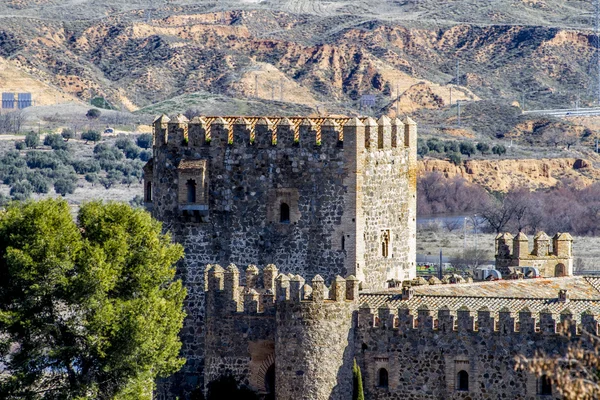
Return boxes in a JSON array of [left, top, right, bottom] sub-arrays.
[[495, 233, 513, 257], [364, 117, 378, 149], [533, 231, 550, 256], [390, 118, 403, 148], [153, 114, 170, 146], [553, 232, 573, 257], [168, 114, 189, 147], [377, 115, 392, 149], [513, 232, 529, 258]]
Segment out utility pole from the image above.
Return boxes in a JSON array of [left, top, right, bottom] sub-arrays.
[[456, 60, 460, 86], [439, 248, 443, 280], [457, 100, 462, 127], [255, 74, 259, 98], [396, 82, 400, 116], [463, 217, 467, 259]]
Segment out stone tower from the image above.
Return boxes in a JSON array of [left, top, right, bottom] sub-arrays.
[[145, 115, 418, 396], [495, 231, 573, 277]]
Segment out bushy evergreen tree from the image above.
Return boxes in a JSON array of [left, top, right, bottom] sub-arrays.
[[0, 199, 186, 399]]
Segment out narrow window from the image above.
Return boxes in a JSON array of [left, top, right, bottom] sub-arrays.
[[378, 368, 389, 388], [539, 375, 552, 395], [457, 370, 469, 391], [280, 203, 290, 223], [381, 230, 390, 258], [146, 181, 152, 202], [186, 179, 197, 203], [341, 235, 345, 251]]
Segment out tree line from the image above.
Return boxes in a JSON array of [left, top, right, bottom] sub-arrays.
[[418, 172, 600, 236]]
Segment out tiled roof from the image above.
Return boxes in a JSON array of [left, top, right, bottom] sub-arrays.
[[359, 277, 600, 321], [177, 159, 207, 171]]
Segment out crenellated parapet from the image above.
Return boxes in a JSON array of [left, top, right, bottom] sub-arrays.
[[205, 263, 360, 317], [152, 114, 414, 151], [495, 231, 574, 277], [357, 303, 598, 336]]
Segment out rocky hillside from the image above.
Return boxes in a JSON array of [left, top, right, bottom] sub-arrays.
[[0, 0, 598, 141], [418, 157, 600, 192]]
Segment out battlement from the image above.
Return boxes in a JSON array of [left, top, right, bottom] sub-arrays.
[[205, 264, 360, 315], [358, 303, 598, 336], [496, 231, 573, 258], [152, 114, 415, 150], [495, 231, 573, 277]]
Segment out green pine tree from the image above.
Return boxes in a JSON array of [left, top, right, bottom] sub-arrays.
[[0, 199, 186, 400], [353, 359, 365, 400]]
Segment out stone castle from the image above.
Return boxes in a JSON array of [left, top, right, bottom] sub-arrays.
[[145, 115, 597, 400]]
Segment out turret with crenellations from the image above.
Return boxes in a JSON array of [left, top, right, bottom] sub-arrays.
[[145, 115, 418, 397]]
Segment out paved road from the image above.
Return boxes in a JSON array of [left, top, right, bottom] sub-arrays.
[[523, 108, 600, 118]]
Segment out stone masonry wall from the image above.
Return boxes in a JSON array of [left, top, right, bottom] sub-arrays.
[[148, 115, 417, 397], [355, 305, 596, 400], [203, 265, 359, 399]]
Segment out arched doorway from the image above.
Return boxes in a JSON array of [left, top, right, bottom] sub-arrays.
[[555, 263, 566, 277], [264, 364, 275, 400]]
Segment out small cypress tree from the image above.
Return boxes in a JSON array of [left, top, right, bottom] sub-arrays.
[[353, 359, 365, 400]]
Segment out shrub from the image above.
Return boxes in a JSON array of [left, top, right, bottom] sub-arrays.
[[444, 141, 460, 153], [54, 177, 77, 196], [27, 171, 50, 194], [139, 150, 152, 162], [459, 141, 476, 157], [492, 144, 507, 155], [85, 173, 98, 186], [10, 180, 33, 200], [2, 165, 27, 186], [44, 133, 67, 150], [94, 144, 123, 161], [86, 108, 101, 119], [15, 141, 25, 150], [448, 152, 462, 166], [61, 128, 74, 141], [130, 195, 144, 207], [353, 359, 365, 400], [476, 142, 490, 154], [115, 137, 134, 150], [426, 138, 445, 153], [136, 134, 153, 149], [124, 145, 140, 160], [25, 152, 61, 170], [53, 149, 73, 165], [81, 130, 102, 143], [71, 160, 101, 175], [25, 131, 39, 149]]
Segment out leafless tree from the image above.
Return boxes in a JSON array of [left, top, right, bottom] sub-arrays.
[[449, 247, 491, 273], [443, 218, 462, 232]]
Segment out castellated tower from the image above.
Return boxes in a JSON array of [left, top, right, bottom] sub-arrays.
[[203, 264, 359, 400], [145, 115, 417, 395], [494, 231, 573, 277]]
